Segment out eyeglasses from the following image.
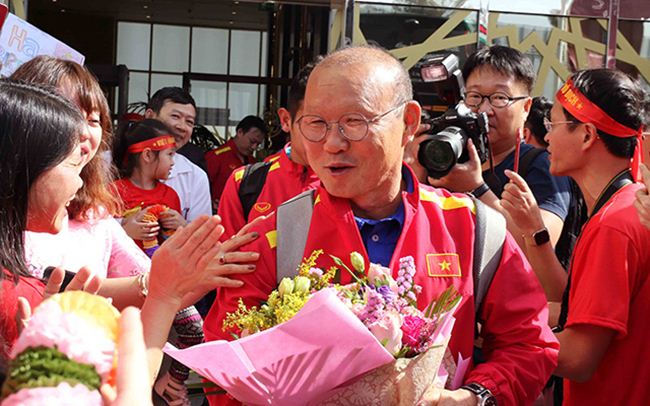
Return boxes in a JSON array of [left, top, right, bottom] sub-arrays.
[[296, 102, 406, 142], [463, 91, 528, 109], [543, 117, 577, 133]]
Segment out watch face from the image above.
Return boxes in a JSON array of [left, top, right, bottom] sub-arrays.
[[533, 229, 550, 245], [483, 397, 498, 406]]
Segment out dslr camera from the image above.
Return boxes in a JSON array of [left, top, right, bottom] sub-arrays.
[[411, 54, 490, 179]]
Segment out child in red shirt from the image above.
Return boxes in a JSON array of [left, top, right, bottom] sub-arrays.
[[113, 119, 185, 257], [113, 119, 203, 405]]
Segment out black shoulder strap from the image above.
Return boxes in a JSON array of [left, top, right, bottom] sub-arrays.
[[518, 147, 545, 178], [238, 161, 272, 220]]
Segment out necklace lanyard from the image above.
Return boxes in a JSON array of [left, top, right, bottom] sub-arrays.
[[556, 170, 634, 330]]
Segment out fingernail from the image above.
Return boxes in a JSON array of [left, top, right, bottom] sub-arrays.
[[248, 265, 256, 270], [251, 232, 259, 238]]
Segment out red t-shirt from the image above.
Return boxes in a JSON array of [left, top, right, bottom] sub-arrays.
[[564, 184, 650, 405], [1, 271, 44, 358], [205, 139, 253, 204], [112, 178, 182, 250], [113, 178, 181, 214]]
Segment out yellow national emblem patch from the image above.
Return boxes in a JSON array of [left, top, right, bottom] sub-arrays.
[[426, 253, 461, 277], [254, 202, 272, 213]]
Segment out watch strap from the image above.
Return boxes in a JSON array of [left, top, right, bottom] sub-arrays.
[[470, 183, 491, 198], [461, 382, 497, 406], [523, 227, 550, 247]]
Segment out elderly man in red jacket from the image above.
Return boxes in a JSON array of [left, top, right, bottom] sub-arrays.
[[204, 46, 558, 406]]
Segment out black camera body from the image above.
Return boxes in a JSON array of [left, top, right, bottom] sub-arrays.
[[418, 104, 490, 179], [411, 54, 491, 179]]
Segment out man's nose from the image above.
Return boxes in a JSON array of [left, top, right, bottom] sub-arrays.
[[478, 97, 493, 114]]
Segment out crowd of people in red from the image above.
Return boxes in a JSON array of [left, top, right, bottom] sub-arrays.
[[1, 42, 649, 406]]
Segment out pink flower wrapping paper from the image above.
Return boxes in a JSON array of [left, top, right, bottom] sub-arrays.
[[163, 289, 395, 406]]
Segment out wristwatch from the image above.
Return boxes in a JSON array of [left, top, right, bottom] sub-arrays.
[[470, 183, 491, 199], [523, 227, 550, 247], [460, 383, 498, 406]]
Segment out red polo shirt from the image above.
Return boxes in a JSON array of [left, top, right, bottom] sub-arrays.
[[205, 139, 254, 203]]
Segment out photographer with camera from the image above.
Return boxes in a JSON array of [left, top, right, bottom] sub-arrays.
[[409, 46, 572, 300]]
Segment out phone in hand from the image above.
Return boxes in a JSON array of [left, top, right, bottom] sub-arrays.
[[42, 266, 76, 292]]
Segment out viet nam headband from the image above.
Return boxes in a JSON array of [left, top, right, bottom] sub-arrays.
[[127, 135, 176, 154], [556, 79, 645, 181]]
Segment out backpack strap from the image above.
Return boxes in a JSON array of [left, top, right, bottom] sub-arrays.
[[276, 189, 316, 285], [471, 196, 507, 320], [238, 161, 272, 221]]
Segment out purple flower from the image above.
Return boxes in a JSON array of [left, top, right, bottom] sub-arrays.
[[358, 288, 385, 325], [407, 291, 417, 303], [376, 285, 397, 304]]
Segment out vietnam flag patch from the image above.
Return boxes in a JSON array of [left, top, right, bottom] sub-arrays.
[[426, 253, 461, 277]]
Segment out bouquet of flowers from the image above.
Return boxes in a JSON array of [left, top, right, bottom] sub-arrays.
[[164, 251, 461, 406], [1, 291, 120, 405]]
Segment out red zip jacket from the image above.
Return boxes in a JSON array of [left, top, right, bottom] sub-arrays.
[[204, 166, 558, 405], [205, 139, 254, 203], [217, 144, 320, 239]]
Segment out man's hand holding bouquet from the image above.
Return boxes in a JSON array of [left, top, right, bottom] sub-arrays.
[[164, 250, 461, 405]]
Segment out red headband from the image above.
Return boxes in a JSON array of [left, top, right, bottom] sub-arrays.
[[127, 135, 176, 154], [556, 79, 644, 181]]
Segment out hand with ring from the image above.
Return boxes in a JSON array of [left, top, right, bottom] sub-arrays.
[[147, 215, 261, 309]]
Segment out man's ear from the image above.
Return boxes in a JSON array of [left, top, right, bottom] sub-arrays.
[[523, 96, 533, 113], [520, 97, 533, 126], [144, 108, 156, 119], [402, 100, 422, 146], [277, 108, 293, 133], [582, 123, 600, 149]]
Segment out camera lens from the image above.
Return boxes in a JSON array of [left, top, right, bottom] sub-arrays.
[[421, 140, 456, 172], [417, 126, 466, 178]]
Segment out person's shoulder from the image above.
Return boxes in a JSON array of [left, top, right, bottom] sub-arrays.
[[210, 141, 235, 157], [417, 183, 475, 213], [597, 184, 646, 230], [243, 211, 279, 252]]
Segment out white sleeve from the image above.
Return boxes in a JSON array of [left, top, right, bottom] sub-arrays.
[[187, 166, 213, 222]]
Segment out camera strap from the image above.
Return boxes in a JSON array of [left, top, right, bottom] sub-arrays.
[[556, 169, 633, 330], [484, 147, 545, 198]]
